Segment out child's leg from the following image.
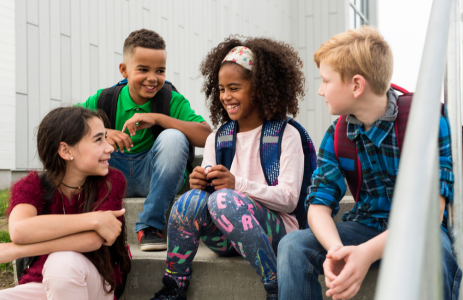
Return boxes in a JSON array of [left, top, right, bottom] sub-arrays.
[[206, 189, 286, 293], [164, 189, 236, 286], [277, 221, 382, 300], [0, 283, 47, 300], [42, 251, 113, 300], [134, 129, 189, 233], [442, 228, 462, 300], [108, 150, 138, 197]]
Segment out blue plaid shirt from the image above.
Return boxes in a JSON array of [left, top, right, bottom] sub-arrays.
[[306, 99, 454, 231]]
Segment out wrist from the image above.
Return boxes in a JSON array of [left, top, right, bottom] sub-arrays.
[[358, 242, 378, 265]]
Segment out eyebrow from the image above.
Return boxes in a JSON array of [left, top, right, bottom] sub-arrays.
[[218, 82, 242, 87], [136, 64, 166, 70], [93, 132, 105, 139]]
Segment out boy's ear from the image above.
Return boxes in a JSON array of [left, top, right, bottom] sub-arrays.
[[58, 142, 73, 161], [352, 74, 366, 99], [119, 63, 128, 78]]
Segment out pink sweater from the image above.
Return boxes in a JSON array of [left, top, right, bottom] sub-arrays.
[[202, 124, 304, 233]]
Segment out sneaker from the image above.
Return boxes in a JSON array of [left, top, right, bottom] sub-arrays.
[[150, 276, 188, 300], [137, 227, 167, 251], [264, 282, 278, 300], [266, 293, 278, 300]]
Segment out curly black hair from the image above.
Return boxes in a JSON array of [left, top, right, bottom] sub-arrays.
[[200, 36, 305, 128]]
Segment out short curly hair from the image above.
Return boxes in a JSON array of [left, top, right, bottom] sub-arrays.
[[123, 29, 166, 60], [200, 36, 305, 128]]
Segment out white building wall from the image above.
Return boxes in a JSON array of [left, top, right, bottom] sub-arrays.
[[11, 0, 377, 172], [0, 0, 16, 188]]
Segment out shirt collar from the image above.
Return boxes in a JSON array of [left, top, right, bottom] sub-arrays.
[[346, 88, 398, 147], [119, 84, 152, 112]]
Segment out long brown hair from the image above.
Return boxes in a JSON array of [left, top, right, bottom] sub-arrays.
[[37, 106, 131, 294]]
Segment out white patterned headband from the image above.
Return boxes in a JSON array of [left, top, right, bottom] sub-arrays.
[[222, 46, 254, 71]]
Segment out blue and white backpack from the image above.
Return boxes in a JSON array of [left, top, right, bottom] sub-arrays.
[[215, 118, 317, 229]]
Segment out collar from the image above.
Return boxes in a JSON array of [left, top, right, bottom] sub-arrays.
[[119, 84, 152, 112], [346, 88, 398, 147]]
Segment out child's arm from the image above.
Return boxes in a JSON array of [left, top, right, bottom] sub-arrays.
[[9, 204, 125, 246], [122, 113, 211, 147], [0, 231, 105, 264]]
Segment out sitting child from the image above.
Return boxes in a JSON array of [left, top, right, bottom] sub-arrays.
[[78, 29, 212, 251], [277, 26, 462, 300], [150, 37, 307, 300], [0, 107, 130, 299]]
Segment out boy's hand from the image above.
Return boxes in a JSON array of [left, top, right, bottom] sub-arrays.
[[206, 165, 235, 190], [107, 129, 133, 153], [122, 113, 156, 137], [324, 244, 373, 300], [189, 166, 208, 190]]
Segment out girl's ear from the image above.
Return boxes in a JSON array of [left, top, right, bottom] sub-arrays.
[[119, 63, 128, 78], [352, 74, 366, 99], [58, 142, 73, 161]]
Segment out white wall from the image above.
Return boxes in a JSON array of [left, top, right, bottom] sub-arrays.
[[0, 0, 15, 171], [13, 0, 377, 170]]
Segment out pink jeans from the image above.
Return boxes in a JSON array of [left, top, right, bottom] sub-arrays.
[[0, 251, 114, 300]]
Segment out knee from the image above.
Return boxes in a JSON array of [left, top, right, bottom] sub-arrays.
[[278, 230, 316, 261], [156, 129, 189, 151], [173, 189, 209, 220], [207, 189, 236, 215], [43, 251, 88, 279]]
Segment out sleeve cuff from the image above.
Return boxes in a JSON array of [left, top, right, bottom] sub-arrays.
[[235, 176, 247, 193]]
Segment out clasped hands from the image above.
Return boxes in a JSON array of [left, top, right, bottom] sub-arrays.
[[323, 244, 373, 300], [189, 165, 235, 191]]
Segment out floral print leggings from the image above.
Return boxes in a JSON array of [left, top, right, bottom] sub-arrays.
[[164, 189, 286, 291]]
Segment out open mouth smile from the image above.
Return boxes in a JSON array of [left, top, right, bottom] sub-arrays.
[[143, 85, 157, 92], [226, 104, 240, 114]]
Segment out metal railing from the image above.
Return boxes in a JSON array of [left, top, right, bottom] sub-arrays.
[[375, 0, 458, 299]]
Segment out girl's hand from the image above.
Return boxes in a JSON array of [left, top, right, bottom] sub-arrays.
[[189, 166, 208, 190], [206, 165, 235, 190], [122, 113, 157, 137], [93, 209, 125, 246]]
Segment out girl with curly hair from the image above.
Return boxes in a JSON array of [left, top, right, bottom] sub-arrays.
[[151, 36, 306, 300], [0, 107, 131, 300]]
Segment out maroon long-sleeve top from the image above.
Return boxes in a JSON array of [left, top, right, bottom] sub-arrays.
[[8, 168, 126, 285]]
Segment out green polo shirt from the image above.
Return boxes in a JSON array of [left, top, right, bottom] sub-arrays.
[[78, 84, 205, 153]]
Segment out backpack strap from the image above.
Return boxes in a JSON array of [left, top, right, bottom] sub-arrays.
[[260, 119, 289, 186], [392, 84, 413, 152], [334, 116, 362, 202], [97, 83, 125, 130], [215, 121, 238, 170]]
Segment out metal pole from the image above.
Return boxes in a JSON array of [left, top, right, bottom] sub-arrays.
[[448, 1, 463, 299], [375, 0, 452, 299]]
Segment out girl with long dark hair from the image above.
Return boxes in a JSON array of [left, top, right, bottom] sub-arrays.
[[0, 107, 131, 299]]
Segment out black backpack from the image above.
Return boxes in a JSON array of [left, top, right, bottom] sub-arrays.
[[97, 79, 195, 173], [15, 174, 129, 299]]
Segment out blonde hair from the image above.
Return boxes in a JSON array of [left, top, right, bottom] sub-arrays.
[[314, 26, 393, 95]]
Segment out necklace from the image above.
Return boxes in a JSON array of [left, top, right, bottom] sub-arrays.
[[57, 188, 81, 215], [60, 182, 83, 190]]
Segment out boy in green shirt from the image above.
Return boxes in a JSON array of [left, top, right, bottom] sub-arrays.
[[78, 29, 212, 251]]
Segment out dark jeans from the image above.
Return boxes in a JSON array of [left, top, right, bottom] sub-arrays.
[[164, 189, 287, 291], [109, 129, 189, 232], [277, 221, 462, 300]]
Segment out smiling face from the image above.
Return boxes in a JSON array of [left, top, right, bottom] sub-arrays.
[[218, 63, 262, 131], [318, 61, 356, 116], [120, 47, 167, 105], [68, 117, 114, 177]]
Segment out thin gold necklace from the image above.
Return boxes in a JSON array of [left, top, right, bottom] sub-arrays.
[[56, 188, 81, 215]]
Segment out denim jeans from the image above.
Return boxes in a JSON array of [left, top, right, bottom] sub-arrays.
[[277, 221, 462, 300], [108, 129, 189, 232], [164, 189, 286, 292]]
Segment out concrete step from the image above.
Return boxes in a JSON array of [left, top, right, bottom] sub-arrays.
[[121, 241, 378, 300], [121, 195, 379, 300]]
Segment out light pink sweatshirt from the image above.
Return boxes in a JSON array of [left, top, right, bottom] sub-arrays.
[[201, 124, 304, 233]]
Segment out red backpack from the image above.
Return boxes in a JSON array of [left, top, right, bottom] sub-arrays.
[[333, 84, 412, 202]]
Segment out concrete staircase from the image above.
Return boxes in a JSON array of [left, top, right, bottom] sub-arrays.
[[121, 195, 379, 300]]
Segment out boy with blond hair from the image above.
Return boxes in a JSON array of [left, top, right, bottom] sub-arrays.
[[277, 26, 461, 300]]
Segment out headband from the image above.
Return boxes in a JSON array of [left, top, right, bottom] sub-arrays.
[[222, 46, 254, 71]]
